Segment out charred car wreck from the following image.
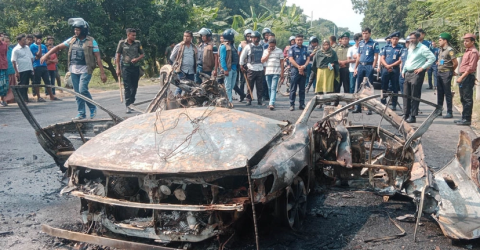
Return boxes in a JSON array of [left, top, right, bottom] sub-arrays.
[[12, 81, 480, 248]]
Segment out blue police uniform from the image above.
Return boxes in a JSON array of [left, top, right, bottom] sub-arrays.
[[356, 38, 379, 90], [380, 43, 402, 107], [427, 47, 439, 88], [399, 46, 409, 94], [288, 44, 309, 107]]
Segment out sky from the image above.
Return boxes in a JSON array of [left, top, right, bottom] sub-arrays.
[[286, 0, 364, 33]]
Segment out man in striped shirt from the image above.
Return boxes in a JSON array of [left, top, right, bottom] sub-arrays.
[[261, 37, 284, 110]]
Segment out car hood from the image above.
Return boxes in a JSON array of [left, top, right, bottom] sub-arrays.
[[66, 107, 287, 174]]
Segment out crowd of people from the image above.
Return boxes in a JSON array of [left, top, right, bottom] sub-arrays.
[[1, 17, 478, 127], [170, 27, 478, 125]]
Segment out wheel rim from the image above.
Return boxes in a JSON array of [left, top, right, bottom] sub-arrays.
[[285, 176, 307, 229]]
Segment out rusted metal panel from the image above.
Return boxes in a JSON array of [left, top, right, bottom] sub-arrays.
[[71, 191, 247, 211], [433, 131, 480, 240], [42, 224, 181, 250], [67, 107, 287, 174]]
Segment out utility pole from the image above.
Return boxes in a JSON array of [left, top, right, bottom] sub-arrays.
[[311, 11, 313, 28]]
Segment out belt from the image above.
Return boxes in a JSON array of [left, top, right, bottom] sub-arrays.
[[439, 69, 452, 73], [405, 70, 415, 73], [459, 72, 475, 76], [122, 62, 139, 67], [360, 62, 373, 66]]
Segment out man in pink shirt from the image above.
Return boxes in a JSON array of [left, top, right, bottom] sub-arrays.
[[455, 33, 479, 126]]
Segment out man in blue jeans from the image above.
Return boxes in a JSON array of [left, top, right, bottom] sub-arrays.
[[41, 18, 107, 120], [261, 37, 284, 110], [170, 30, 197, 96], [219, 29, 239, 106]]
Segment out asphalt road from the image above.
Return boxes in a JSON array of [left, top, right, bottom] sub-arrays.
[[0, 81, 478, 250]]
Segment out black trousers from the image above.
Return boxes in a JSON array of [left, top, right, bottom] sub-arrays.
[[246, 69, 264, 102], [335, 67, 350, 93], [289, 68, 306, 106], [234, 69, 245, 98], [122, 65, 140, 106], [19, 70, 32, 102], [381, 67, 400, 105], [436, 70, 453, 113], [403, 71, 425, 117], [459, 74, 475, 119]]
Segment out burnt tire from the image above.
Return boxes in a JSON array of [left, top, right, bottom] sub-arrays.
[[278, 176, 308, 230]]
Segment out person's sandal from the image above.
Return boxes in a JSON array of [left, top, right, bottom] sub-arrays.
[[269, 105, 274, 110], [50, 97, 62, 101], [37, 97, 46, 102]]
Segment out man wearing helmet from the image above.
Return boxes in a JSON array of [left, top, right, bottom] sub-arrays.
[[261, 28, 272, 48], [195, 28, 218, 84], [219, 29, 240, 106], [284, 36, 296, 58], [41, 18, 107, 120], [236, 29, 253, 102], [239, 31, 264, 106]]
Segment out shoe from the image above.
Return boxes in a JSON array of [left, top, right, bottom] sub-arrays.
[[426, 87, 433, 90], [455, 119, 471, 126], [391, 106, 397, 111], [258, 101, 264, 106], [239, 95, 245, 102], [37, 97, 46, 102], [246, 101, 251, 106], [406, 116, 416, 123], [0, 101, 6, 107], [269, 105, 274, 110], [126, 107, 132, 113], [381, 98, 387, 105], [333, 102, 339, 107], [366, 110, 372, 115], [443, 112, 453, 119], [352, 108, 362, 113], [90, 108, 97, 119], [73, 114, 86, 120], [454, 117, 464, 123], [290, 106, 295, 111], [299, 105, 305, 110]]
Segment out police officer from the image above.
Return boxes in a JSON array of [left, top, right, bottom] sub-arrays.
[[41, 18, 107, 120], [428, 41, 439, 89], [261, 28, 272, 47], [196, 28, 218, 84], [235, 29, 253, 102], [353, 27, 379, 114], [335, 32, 351, 94], [380, 32, 402, 110], [116, 28, 145, 113], [436, 32, 458, 119], [239, 31, 264, 106], [288, 34, 309, 111], [399, 37, 410, 94]]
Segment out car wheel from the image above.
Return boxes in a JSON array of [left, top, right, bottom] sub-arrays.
[[280, 176, 308, 230]]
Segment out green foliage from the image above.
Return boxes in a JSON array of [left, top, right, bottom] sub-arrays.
[[358, 0, 412, 38]]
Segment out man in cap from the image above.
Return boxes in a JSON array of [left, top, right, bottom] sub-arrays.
[[195, 28, 218, 84], [116, 28, 145, 113], [455, 33, 478, 125], [379, 31, 402, 110], [399, 37, 410, 94], [288, 34, 309, 111], [353, 27, 379, 114], [335, 32, 352, 95], [401, 31, 435, 123], [436, 32, 458, 119], [240, 31, 264, 106]]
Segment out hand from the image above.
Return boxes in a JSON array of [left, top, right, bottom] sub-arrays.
[[224, 70, 229, 76], [212, 70, 217, 77], [131, 58, 139, 64], [100, 72, 107, 83], [456, 77, 463, 84], [354, 68, 358, 76], [402, 73, 405, 78], [414, 68, 424, 74], [377, 67, 381, 73], [15, 72, 19, 81], [299, 68, 305, 75], [453, 72, 458, 76], [116, 69, 121, 77], [40, 55, 48, 65]]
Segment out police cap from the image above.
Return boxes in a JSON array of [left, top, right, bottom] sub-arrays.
[[439, 32, 452, 41], [339, 32, 350, 39]]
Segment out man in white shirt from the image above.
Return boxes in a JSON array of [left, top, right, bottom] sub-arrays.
[[347, 33, 361, 93], [261, 38, 284, 110], [11, 34, 34, 103]]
